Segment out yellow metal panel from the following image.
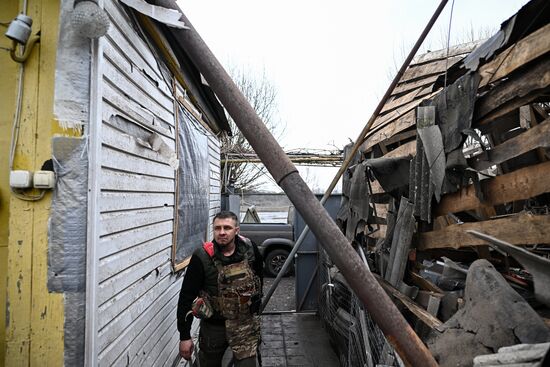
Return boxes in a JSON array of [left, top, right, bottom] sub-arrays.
[[5, 0, 64, 366], [0, 0, 19, 364], [5, 0, 40, 361], [30, 0, 64, 364]]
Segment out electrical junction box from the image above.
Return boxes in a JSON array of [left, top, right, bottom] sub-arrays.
[[33, 170, 56, 189], [10, 170, 33, 188]]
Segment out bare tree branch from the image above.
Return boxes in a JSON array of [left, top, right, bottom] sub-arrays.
[[221, 66, 285, 193]]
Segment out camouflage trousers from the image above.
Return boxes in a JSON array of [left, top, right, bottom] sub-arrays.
[[199, 317, 260, 367]]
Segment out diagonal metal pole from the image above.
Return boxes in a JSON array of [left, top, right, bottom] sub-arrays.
[[153, 1, 445, 365], [261, 0, 450, 312]]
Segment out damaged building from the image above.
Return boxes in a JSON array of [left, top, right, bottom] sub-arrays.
[[1, 0, 230, 365], [1, 0, 549, 366], [326, 0, 550, 365]]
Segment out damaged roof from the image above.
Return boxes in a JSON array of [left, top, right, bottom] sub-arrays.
[[120, 0, 231, 135], [361, 0, 550, 155], [334, 0, 550, 364]]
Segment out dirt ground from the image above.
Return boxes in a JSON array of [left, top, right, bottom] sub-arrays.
[[262, 276, 296, 312]]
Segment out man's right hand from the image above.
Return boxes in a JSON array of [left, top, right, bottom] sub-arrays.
[[179, 339, 194, 361]]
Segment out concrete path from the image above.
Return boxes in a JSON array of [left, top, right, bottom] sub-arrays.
[[260, 313, 340, 367]]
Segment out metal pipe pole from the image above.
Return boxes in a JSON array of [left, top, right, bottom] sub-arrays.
[[153, 1, 439, 365], [261, 0, 449, 311]]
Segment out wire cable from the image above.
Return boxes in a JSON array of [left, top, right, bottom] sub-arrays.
[[443, 0, 456, 91], [11, 188, 46, 201], [8, 1, 46, 202]]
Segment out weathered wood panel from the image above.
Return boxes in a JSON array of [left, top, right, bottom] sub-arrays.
[[97, 274, 179, 366], [103, 87, 174, 139], [127, 298, 179, 365], [371, 90, 440, 131], [103, 41, 173, 108], [103, 39, 172, 100], [101, 168, 175, 192], [112, 279, 179, 366], [98, 234, 172, 283], [210, 170, 221, 181], [384, 140, 416, 158], [103, 0, 166, 83], [103, 58, 174, 124], [101, 145, 175, 179], [362, 109, 416, 152], [98, 262, 172, 330], [469, 117, 550, 171], [100, 191, 174, 213], [210, 185, 222, 196], [400, 55, 464, 83], [208, 134, 221, 236], [475, 56, 550, 124], [381, 86, 433, 114], [100, 207, 174, 236], [435, 160, 550, 215], [162, 334, 181, 367], [417, 213, 550, 250], [150, 329, 180, 367], [93, 3, 222, 366], [97, 272, 175, 352], [479, 23, 550, 88], [102, 123, 176, 163], [392, 74, 440, 97], [144, 317, 179, 366], [98, 221, 173, 259], [412, 41, 481, 65], [97, 249, 171, 306]]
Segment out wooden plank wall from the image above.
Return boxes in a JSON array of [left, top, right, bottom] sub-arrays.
[[360, 42, 479, 155], [363, 27, 550, 251], [208, 134, 222, 238], [94, 2, 221, 366]]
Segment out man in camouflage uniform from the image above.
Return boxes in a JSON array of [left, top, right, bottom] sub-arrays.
[[177, 211, 263, 366]]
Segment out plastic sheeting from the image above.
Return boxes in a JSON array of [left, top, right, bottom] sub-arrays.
[[48, 136, 88, 292], [48, 136, 88, 367], [53, 0, 91, 130], [174, 106, 210, 265]]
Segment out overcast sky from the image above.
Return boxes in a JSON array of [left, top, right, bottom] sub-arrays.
[[178, 0, 529, 192]]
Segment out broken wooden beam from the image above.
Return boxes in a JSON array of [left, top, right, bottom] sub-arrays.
[[375, 274, 443, 329], [479, 23, 550, 88], [384, 140, 416, 159], [409, 271, 444, 294], [469, 117, 550, 171], [435, 160, 550, 216], [475, 56, 550, 125], [417, 212, 550, 250], [362, 109, 416, 153]]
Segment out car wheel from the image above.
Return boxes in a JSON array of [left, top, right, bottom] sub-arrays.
[[264, 249, 291, 277]]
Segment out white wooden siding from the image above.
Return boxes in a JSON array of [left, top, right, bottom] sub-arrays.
[[90, 2, 223, 366], [208, 134, 222, 237]]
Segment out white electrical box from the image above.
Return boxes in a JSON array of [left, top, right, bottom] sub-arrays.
[[10, 170, 33, 189], [34, 171, 56, 189]]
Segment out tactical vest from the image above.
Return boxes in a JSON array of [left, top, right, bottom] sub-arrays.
[[196, 237, 262, 360], [195, 236, 261, 320]]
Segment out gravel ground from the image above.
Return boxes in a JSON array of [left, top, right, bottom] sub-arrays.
[[262, 276, 296, 312]]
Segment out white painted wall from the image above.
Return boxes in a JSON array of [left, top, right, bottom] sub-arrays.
[[88, 2, 222, 365]]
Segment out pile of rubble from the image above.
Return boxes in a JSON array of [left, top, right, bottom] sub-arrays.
[[332, 0, 550, 365]]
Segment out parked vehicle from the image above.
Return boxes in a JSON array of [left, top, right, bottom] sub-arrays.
[[240, 222, 294, 277]]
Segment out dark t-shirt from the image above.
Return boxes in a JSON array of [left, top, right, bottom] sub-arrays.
[[176, 236, 263, 340]]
